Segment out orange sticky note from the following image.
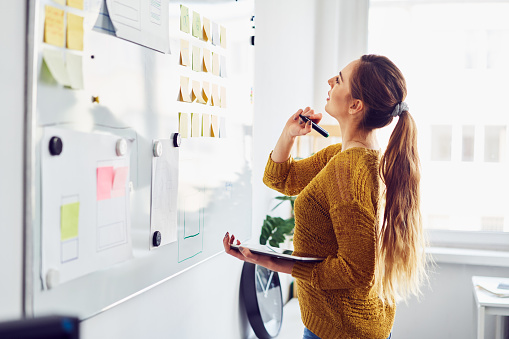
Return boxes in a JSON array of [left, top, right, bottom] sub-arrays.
[[202, 17, 211, 42], [211, 84, 219, 107], [97, 166, 114, 200], [211, 115, 219, 138], [202, 48, 211, 73], [202, 81, 210, 104], [192, 80, 205, 104], [44, 5, 65, 47], [67, 13, 84, 51]]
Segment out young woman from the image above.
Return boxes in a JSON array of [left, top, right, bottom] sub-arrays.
[[223, 55, 427, 339]]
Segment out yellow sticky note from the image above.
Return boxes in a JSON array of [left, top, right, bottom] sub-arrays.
[[211, 84, 219, 107], [192, 45, 201, 72], [202, 17, 211, 42], [67, 0, 84, 10], [67, 13, 84, 51], [61, 202, 79, 241], [220, 25, 226, 48], [180, 39, 190, 67], [180, 5, 190, 33], [44, 5, 65, 47], [211, 115, 219, 138], [191, 113, 201, 137], [212, 52, 220, 76], [202, 81, 210, 105], [179, 76, 192, 102], [220, 86, 226, 108], [202, 114, 211, 137], [66, 52, 84, 89], [179, 113, 190, 138], [192, 11, 202, 39], [53, 0, 65, 5], [192, 80, 205, 104], [202, 48, 211, 73]]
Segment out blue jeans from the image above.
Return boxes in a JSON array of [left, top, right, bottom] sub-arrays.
[[303, 327, 392, 339]]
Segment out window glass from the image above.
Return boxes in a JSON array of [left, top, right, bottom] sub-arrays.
[[369, 1, 509, 234]]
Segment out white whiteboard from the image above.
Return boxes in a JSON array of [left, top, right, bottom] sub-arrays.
[[29, 0, 253, 319]]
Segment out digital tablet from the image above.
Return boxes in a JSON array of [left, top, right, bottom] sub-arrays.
[[230, 244, 324, 263]]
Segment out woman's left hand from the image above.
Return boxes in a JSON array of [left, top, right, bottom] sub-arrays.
[[223, 232, 294, 274]]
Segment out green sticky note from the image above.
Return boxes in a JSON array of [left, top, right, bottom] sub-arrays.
[[192, 11, 202, 39], [180, 5, 190, 33], [61, 202, 79, 241]]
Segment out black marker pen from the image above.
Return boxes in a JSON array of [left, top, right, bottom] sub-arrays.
[[299, 114, 329, 138]]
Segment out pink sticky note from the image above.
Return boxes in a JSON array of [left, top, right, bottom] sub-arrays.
[[97, 166, 114, 200], [111, 166, 129, 198]]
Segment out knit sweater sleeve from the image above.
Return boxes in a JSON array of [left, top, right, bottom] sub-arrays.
[[291, 152, 378, 290], [263, 144, 342, 196]]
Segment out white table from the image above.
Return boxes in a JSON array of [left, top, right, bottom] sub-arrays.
[[472, 276, 509, 339]]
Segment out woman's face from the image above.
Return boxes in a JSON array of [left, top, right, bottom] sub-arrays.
[[325, 60, 359, 120]]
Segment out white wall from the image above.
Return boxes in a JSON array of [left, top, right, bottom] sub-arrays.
[[0, 0, 26, 321]]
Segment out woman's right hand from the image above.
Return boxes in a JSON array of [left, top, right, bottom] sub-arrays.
[[284, 107, 323, 138]]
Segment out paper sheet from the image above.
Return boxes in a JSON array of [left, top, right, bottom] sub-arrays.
[[180, 5, 190, 33], [67, 13, 84, 51], [192, 45, 201, 72], [44, 5, 65, 47], [211, 21, 219, 46], [41, 127, 132, 287], [180, 39, 190, 67], [150, 139, 179, 248], [179, 113, 190, 138], [93, 0, 170, 53]]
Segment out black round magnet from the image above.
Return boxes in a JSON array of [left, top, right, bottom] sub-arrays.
[[49, 136, 63, 156], [153, 231, 162, 247], [173, 133, 181, 147]]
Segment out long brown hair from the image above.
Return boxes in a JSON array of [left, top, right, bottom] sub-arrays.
[[350, 54, 427, 303]]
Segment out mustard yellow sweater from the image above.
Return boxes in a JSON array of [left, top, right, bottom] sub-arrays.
[[263, 144, 394, 339]]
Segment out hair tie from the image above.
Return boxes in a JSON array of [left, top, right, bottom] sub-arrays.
[[391, 102, 409, 117]]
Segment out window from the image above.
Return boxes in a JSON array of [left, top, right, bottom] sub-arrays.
[[368, 0, 509, 247]]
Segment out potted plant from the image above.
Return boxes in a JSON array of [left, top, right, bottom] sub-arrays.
[[259, 196, 296, 253]]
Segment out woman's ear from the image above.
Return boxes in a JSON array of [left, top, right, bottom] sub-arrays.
[[349, 99, 364, 116]]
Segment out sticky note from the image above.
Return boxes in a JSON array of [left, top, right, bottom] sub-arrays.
[[202, 81, 210, 104], [179, 76, 192, 102], [219, 117, 227, 138], [192, 45, 201, 72], [180, 5, 190, 33], [220, 86, 227, 108], [66, 52, 83, 89], [212, 52, 220, 76], [220, 25, 227, 48], [67, 0, 84, 10], [211, 84, 219, 107], [211, 115, 219, 138], [211, 22, 219, 46], [67, 13, 84, 51], [179, 113, 189, 138], [111, 166, 129, 198], [191, 113, 201, 137], [192, 11, 202, 39], [202, 114, 211, 137], [220, 55, 227, 78], [43, 48, 70, 86], [202, 48, 211, 73], [97, 166, 114, 200], [202, 17, 211, 42], [180, 39, 190, 67], [192, 80, 205, 104], [61, 202, 80, 241], [44, 5, 65, 47], [53, 0, 65, 5]]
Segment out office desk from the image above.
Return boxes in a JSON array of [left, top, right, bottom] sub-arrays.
[[472, 276, 509, 339]]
